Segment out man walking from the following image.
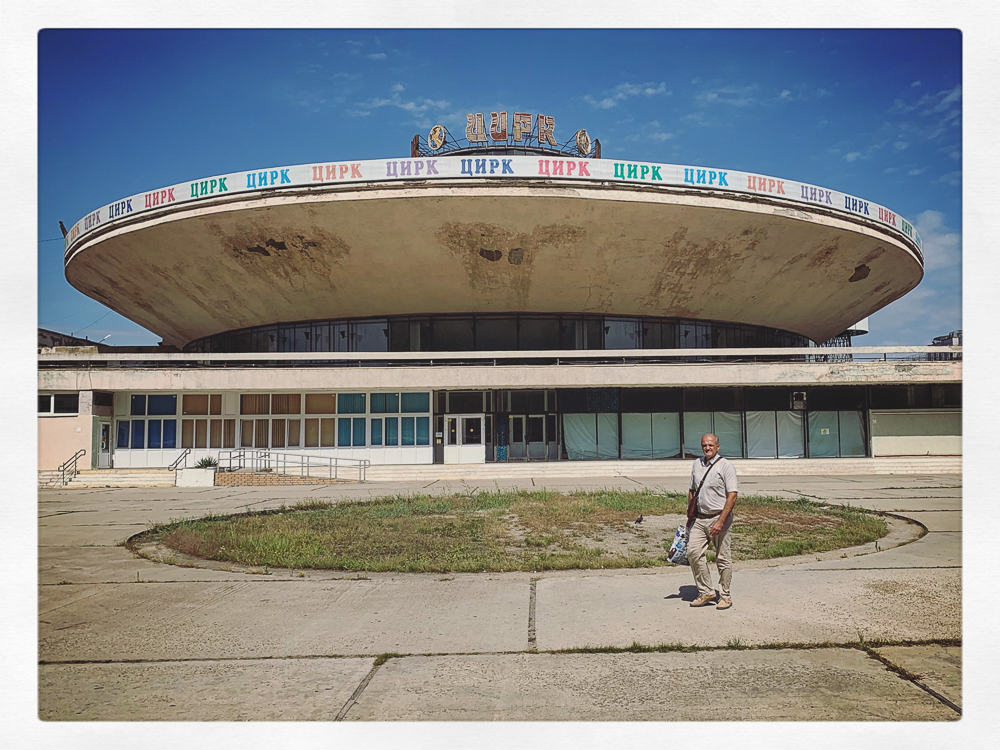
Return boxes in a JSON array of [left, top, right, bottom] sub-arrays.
[[687, 433, 738, 609]]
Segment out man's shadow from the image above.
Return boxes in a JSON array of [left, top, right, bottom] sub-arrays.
[[665, 585, 700, 603]]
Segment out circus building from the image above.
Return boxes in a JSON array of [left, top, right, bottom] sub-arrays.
[[38, 111, 961, 484]]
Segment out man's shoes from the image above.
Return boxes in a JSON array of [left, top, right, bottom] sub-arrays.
[[716, 598, 732, 610], [689, 593, 717, 607]]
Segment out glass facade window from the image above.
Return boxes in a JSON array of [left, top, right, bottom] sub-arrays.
[[130, 395, 147, 416], [433, 318, 474, 351], [371, 393, 400, 413], [130, 420, 145, 449], [604, 318, 641, 349], [188, 314, 811, 353], [338, 393, 366, 414], [53, 394, 80, 414], [519, 318, 560, 350], [401, 392, 430, 413], [149, 420, 163, 449], [416, 416, 430, 445], [271, 394, 301, 414], [401, 417, 416, 446], [116, 421, 129, 449], [182, 394, 208, 415], [305, 393, 337, 414], [351, 320, 388, 352], [241, 394, 271, 415], [476, 318, 517, 350]]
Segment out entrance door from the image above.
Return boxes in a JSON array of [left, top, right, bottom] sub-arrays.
[[444, 414, 486, 464], [527, 415, 546, 459], [508, 416, 526, 460], [507, 415, 547, 460], [98, 422, 112, 468]]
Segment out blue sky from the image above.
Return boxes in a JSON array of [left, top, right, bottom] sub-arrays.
[[37, 28, 962, 347]]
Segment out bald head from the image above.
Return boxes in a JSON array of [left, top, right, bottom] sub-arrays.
[[701, 433, 720, 460]]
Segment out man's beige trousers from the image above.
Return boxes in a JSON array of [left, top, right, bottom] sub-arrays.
[[688, 514, 733, 600]]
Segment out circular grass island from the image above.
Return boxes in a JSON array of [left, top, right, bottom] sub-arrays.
[[126, 489, 901, 574]]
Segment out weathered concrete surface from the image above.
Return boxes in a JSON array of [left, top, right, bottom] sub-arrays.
[[35, 472, 963, 723], [875, 645, 962, 709], [534, 566, 960, 650], [39, 657, 374, 721], [347, 650, 955, 721], [40, 575, 530, 662], [64, 183, 922, 347]]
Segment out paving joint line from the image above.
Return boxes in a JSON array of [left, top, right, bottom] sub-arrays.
[[334, 661, 381, 721], [527, 577, 539, 651], [39, 638, 962, 667], [860, 647, 961, 715]]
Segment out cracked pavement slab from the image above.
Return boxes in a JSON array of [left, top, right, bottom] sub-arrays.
[[34, 473, 963, 723], [345, 650, 958, 721]]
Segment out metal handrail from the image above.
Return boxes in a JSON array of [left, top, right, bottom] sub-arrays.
[[58, 449, 86, 485], [168, 449, 192, 470], [217, 448, 369, 482]]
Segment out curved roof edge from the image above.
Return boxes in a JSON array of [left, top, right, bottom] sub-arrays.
[[63, 155, 924, 263]]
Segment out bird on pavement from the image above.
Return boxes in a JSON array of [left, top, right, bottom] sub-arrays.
[[634, 515, 644, 524]]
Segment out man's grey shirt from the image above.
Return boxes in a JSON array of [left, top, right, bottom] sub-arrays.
[[690, 456, 739, 514]]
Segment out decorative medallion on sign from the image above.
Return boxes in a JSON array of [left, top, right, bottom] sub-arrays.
[[428, 125, 446, 151]]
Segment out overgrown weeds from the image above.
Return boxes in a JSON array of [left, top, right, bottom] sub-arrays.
[[132, 489, 889, 573]]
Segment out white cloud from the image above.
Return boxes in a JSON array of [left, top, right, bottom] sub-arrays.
[[937, 170, 962, 187], [914, 210, 961, 271], [356, 87, 452, 121], [778, 89, 791, 100], [893, 141, 909, 151], [584, 82, 670, 109], [367, 52, 386, 60], [626, 122, 674, 143], [908, 167, 926, 176], [695, 83, 758, 107], [911, 80, 922, 87], [844, 151, 861, 162]]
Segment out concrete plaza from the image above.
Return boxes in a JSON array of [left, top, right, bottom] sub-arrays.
[[37, 471, 961, 722]]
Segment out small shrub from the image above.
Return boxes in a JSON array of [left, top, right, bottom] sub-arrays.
[[194, 456, 218, 469]]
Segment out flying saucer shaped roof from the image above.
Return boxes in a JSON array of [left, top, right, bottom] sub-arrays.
[[64, 155, 923, 348]]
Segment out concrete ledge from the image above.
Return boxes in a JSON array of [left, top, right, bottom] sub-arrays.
[[366, 456, 961, 482]]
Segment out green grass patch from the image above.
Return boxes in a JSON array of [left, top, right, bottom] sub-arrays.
[[131, 489, 889, 574]]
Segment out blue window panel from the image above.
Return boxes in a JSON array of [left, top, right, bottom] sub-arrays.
[[338, 418, 352, 446], [401, 417, 415, 446], [148, 420, 162, 449], [353, 418, 366, 446], [386, 417, 398, 446], [130, 394, 147, 416], [130, 420, 145, 449], [147, 394, 177, 416], [162, 420, 177, 449], [370, 393, 400, 413], [338, 393, 366, 414], [371, 418, 383, 446], [116, 421, 129, 449], [416, 417, 430, 446], [401, 392, 430, 413]]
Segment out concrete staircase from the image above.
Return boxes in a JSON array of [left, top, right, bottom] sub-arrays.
[[59, 469, 177, 488], [365, 456, 962, 482]]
